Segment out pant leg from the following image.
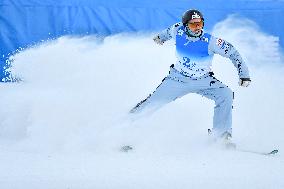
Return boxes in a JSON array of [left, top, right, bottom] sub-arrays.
[[197, 76, 234, 137], [130, 76, 189, 114]]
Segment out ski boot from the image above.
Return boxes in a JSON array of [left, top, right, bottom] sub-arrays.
[[221, 132, 236, 150], [208, 129, 236, 150]]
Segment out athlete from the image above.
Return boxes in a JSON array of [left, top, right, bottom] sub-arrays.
[[130, 9, 251, 144]]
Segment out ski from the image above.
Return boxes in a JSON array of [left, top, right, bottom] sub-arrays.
[[236, 148, 278, 156], [119, 145, 278, 156], [207, 129, 278, 156]]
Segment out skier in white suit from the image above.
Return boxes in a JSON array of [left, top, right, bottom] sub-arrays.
[[130, 9, 251, 144]]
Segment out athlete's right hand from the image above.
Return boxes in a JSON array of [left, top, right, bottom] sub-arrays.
[[153, 35, 164, 45], [239, 78, 251, 87]]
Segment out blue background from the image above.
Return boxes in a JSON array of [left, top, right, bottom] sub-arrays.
[[1, 0, 284, 81]]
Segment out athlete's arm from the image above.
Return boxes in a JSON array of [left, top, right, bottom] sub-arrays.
[[153, 22, 182, 45], [208, 36, 251, 86]]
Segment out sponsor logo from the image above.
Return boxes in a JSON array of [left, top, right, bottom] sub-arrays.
[[202, 37, 209, 43], [192, 12, 201, 19]]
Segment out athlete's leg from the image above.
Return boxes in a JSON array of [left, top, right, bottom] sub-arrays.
[[130, 76, 188, 114], [197, 76, 234, 137]]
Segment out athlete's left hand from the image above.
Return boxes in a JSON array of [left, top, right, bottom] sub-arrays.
[[153, 35, 164, 45], [239, 78, 251, 87]]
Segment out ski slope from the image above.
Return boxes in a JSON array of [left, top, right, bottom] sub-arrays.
[[0, 16, 284, 189]]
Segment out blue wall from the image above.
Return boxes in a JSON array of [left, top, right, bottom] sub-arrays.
[[1, 0, 284, 81]]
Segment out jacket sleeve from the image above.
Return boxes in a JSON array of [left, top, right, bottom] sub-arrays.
[[208, 36, 250, 79], [157, 22, 182, 42]]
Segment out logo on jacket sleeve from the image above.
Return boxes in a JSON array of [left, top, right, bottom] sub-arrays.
[[216, 38, 224, 47]]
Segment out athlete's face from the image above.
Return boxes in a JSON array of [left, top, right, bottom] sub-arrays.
[[187, 18, 204, 34]]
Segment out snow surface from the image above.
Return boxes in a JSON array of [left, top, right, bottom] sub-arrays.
[[1, 16, 284, 189]]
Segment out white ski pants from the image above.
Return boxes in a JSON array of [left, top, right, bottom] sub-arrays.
[[131, 66, 234, 137]]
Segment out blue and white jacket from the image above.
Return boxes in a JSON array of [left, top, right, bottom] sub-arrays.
[[158, 22, 250, 79]]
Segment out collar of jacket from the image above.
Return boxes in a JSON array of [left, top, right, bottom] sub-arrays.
[[184, 26, 203, 40]]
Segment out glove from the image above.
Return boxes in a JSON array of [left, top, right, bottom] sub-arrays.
[[239, 78, 251, 87], [153, 35, 164, 45]]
